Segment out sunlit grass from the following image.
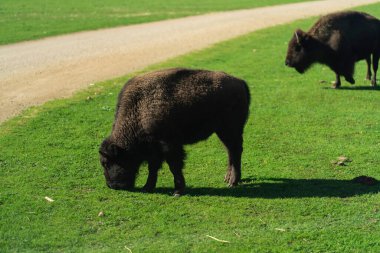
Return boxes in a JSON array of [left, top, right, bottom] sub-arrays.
[[0, 3, 379, 252]]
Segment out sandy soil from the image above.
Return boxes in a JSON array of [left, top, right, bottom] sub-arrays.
[[0, 0, 378, 123]]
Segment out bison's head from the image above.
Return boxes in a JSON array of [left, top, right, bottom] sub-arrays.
[[285, 29, 315, 74], [99, 138, 141, 190]]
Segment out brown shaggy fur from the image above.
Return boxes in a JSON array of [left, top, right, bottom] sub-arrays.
[[285, 11, 380, 88], [99, 68, 250, 195]]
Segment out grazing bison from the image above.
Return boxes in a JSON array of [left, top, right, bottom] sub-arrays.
[[285, 11, 380, 88], [99, 68, 250, 195]]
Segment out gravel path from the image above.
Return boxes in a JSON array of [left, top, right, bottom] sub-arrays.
[[0, 0, 378, 123]]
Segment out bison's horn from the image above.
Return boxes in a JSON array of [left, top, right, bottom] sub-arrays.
[[295, 31, 300, 44]]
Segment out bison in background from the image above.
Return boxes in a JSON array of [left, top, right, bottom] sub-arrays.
[[99, 68, 250, 196], [285, 11, 380, 88]]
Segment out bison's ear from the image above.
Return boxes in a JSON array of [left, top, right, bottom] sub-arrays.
[[99, 139, 124, 158], [295, 29, 310, 46]]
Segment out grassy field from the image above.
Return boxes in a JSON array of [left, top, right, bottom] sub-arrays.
[[1, 3, 380, 252], [0, 0, 314, 45]]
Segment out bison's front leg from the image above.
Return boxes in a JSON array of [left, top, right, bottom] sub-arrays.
[[166, 145, 186, 196], [344, 75, 355, 85], [343, 60, 355, 85], [142, 158, 162, 192]]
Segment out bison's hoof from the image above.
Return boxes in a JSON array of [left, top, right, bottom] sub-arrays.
[[331, 81, 341, 89], [142, 186, 155, 193], [227, 182, 239, 188], [173, 191, 184, 197], [227, 179, 240, 187], [227, 172, 241, 187], [173, 188, 184, 197]]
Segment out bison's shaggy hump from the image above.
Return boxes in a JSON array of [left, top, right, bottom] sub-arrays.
[[100, 68, 250, 195], [309, 11, 379, 42], [285, 11, 380, 88]]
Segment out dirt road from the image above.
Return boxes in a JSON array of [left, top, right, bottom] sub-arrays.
[[0, 0, 378, 123]]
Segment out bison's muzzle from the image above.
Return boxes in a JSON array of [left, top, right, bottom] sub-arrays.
[[106, 181, 133, 190]]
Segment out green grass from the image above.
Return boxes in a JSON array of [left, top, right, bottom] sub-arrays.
[[1, 3, 380, 252], [0, 0, 314, 45]]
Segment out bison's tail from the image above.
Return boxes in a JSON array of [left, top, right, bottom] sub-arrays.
[[243, 81, 251, 107], [241, 80, 251, 124]]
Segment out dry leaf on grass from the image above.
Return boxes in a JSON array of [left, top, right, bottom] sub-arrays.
[[332, 156, 351, 166], [44, 196, 54, 202], [124, 246, 132, 253], [206, 235, 230, 243]]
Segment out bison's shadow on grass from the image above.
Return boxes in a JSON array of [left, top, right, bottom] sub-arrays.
[[322, 85, 380, 91], [152, 177, 380, 198], [335, 85, 380, 91]]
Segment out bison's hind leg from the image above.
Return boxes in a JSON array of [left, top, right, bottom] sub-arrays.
[[165, 145, 186, 196], [371, 53, 379, 87], [366, 56, 372, 81], [216, 128, 243, 187]]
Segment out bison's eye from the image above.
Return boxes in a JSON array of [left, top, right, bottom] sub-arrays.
[[100, 156, 111, 169], [295, 45, 302, 52]]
